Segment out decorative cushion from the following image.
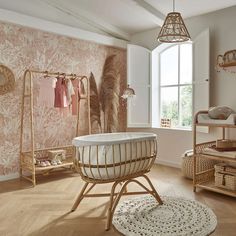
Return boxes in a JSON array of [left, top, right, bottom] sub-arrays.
[[208, 106, 233, 120]]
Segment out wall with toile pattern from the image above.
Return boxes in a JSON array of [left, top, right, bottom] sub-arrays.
[[0, 21, 126, 178]]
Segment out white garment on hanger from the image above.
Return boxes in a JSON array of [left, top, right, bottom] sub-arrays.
[[66, 79, 75, 105]]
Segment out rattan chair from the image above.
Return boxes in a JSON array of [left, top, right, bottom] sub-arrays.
[[71, 132, 163, 230]]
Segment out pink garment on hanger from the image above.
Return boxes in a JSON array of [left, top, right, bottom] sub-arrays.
[[38, 77, 57, 107], [54, 77, 68, 108]]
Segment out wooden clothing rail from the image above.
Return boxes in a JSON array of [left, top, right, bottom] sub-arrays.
[[26, 69, 89, 80], [19, 69, 91, 186]]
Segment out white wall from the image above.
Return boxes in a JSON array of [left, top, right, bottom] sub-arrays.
[[127, 128, 192, 168], [129, 6, 236, 168]]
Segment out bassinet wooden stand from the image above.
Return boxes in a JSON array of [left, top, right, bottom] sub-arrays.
[[71, 174, 163, 230], [20, 69, 91, 186]]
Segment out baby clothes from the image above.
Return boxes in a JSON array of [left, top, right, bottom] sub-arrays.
[[66, 79, 75, 106], [54, 77, 68, 108], [38, 77, 57, 107], [71, 80, 85, 115], [38, 76, 83, 113]]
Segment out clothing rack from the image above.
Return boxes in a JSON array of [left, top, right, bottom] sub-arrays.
[[20, 69, 91, 186]]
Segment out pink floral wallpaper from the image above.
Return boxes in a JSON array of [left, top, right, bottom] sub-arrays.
[[0, 21, 126, 177]]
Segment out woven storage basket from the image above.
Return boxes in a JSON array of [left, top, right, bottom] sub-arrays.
[[48, 149, 66, 161], [215, 172, 236, 191], [182, 150, 217, 179], [214, 163, 236, 174]]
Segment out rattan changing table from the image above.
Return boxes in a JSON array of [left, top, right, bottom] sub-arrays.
[[193, 110, 236, 197]]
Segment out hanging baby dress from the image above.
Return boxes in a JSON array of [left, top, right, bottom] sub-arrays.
[[54, 77, 68, 108], [38, 77, 57, 107]]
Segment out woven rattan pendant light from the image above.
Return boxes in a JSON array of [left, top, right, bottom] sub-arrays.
[[157, 0, 190, 43]]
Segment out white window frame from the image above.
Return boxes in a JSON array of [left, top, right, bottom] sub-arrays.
[[158, 42, 193, 129], [127, 29, 209, 130]]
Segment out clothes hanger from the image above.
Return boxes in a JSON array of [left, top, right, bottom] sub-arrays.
[[43, 70, 49, 78]]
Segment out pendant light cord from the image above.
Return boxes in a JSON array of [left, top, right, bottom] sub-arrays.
[[173, 0, 175, 12]]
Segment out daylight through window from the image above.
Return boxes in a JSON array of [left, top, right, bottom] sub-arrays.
[[160, 43, 192, 129]]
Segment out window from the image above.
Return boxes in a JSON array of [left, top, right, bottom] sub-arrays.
[[159, 43, 192, 129], [127, 30, 209, 129]]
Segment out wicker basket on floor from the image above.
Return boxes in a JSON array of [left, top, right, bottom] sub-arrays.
[[182, 150, 217, 180]]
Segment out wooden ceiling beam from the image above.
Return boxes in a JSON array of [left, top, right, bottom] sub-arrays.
[[42, 0, 131, 41], [133, 0, 165, 26]]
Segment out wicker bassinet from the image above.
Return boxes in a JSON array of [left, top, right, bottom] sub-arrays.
[[71, 132, 163, 230]]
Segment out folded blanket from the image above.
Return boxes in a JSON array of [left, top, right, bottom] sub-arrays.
[[198, 113, 236, 125], [202, 147, 236, 158]]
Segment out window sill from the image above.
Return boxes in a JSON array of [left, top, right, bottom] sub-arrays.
[[154, 126, 192, 132], [127, 126, 192, 132]]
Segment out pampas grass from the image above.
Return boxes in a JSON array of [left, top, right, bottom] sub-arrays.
[[89, 72, 101, 133], [88, 55, 120, 133], [100, 55, 120, 132]]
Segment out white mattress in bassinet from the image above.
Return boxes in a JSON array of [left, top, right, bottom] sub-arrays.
[[73, 132, 156, 146]]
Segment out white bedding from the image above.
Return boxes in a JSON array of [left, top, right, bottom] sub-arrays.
[[197, 113, 236, 125], [202, 147, 236, 159]]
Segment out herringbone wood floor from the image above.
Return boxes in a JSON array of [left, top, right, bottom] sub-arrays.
[[0, 165, 236, 236]]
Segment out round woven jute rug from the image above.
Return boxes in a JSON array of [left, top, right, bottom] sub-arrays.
[[113, 196, 217, 236]]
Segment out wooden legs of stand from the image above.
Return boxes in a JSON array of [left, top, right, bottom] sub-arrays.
[[106, 181, 120, 231], [71, 175, 163, 231], [21, 173, 36, 186], [71, 182, 89, 212], [106, 175, 163, 230], [142, 175, 163, 205]]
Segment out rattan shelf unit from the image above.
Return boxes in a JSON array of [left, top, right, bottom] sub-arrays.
[[193, 110, 236, 197], [20, 69, 91, 186]]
